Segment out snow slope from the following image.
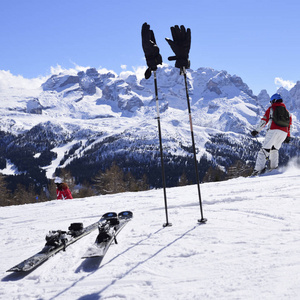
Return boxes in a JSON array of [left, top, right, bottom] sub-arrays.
[[1, 161, 300, 300]]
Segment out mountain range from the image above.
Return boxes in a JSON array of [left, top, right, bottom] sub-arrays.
[[0, 65, 299, 198]]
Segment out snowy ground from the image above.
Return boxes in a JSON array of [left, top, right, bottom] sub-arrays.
[[1, 162, 300, 300]]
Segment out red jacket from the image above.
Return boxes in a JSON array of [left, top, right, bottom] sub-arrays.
[[56, 183, 73, 200], [260, 102, 292, 137]]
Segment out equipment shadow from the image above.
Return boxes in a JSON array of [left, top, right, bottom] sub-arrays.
[[75, 257, 103, 273], [48, 226, 165, 300], [2, 269, 34, 282], [91, 224, 200, 299]]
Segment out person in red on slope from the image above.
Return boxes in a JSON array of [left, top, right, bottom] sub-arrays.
[[55, 177, 73, 200], [251, 93, 292, 175]]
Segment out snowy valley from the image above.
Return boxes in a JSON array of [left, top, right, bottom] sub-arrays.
[[0, 65, 299, 204]]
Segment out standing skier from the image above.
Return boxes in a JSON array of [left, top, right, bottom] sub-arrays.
[[251, 93, 292, 175], [55, 177, 73, 200]]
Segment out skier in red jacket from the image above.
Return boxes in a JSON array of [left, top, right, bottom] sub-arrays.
[[55, 178, 73, 200], [251, 93, 292, 175]]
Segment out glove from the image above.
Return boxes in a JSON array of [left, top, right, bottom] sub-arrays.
[[251, 130, 259, 137], [284, 136, 291, 143], [165, 25, 191, 72], [141, 22, 162, 79]]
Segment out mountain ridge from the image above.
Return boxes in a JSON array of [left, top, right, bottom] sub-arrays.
[[0, 65, 299, 202]]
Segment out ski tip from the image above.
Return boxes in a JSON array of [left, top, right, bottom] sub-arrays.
[[198, 218, 207, 224], [118, 211, 133, 219], [102, 212, 118, 219]]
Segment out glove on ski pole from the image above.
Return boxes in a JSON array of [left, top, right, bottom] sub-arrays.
[[166, 25, 206, 223], [165, 25, 191, 73], [141, 23, 171, 227], [141, 22, 163, 79]]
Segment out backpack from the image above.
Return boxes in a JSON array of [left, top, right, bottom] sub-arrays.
[[271, 106, 290, 127]]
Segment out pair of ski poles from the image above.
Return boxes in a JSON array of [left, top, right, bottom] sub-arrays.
[[152, 67, 207, 227]]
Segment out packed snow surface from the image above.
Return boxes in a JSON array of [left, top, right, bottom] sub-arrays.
[[1, 163, 300, 299]]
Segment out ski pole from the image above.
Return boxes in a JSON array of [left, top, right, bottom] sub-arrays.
[[153, 70, 172, 227], [182, 67, 207, 224]]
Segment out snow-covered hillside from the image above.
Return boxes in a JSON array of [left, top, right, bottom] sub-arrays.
[[1, 161, 300, 299], [1, 66, 299, 194]]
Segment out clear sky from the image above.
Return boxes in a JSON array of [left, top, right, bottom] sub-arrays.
[[0, 0, 299, 95]]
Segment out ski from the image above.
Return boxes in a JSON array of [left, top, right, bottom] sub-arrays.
[[250, 167, 281, 177], [82, 211, 133, 259], [6, 213, 114, 272]]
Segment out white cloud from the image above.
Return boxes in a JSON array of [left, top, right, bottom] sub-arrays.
[[132, 66, 147, 81], [119, 70, 135, 80], [50, 63, 89, 76], [274, 77, 296, 90], [0, 70, 46, 90], [118, 66, 147, 81], [121, 65, 127, 70], [132, 63, 170, 81], [50, 65, 67, 75]]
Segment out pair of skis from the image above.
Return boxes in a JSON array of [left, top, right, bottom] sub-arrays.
[[7, 211, 133, 272]]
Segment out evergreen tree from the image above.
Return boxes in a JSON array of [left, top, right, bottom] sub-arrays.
[[226, 160, 253, 179], [94, 162, 126, 195], [93, 162, 149, 195], [0, 174, 10, 206], [178, 172, 189, 186]]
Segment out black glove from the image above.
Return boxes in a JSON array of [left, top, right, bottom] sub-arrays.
[[251, 130, 259, 137], [284, 136, 291, 143], [141, 22, 162, 79], [165, 25, 191, 72]]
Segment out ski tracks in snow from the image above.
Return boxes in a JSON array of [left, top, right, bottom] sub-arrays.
[[66, 223, 204, 299], [1, 167, 300, 299]]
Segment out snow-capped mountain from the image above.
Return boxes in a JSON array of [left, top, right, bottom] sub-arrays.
[[0, 66, 299, 192]]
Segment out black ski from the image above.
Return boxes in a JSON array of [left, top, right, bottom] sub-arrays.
[[82, 211, 133, 259], [7, 213, 113, 272]]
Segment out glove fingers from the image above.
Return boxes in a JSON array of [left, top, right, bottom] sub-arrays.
[[150, 30, 157, 45], [186, 28, 191, 46], [166, 24, 192, 70], [171, 25, 179, 41], [169, 25, 191, 46], [179, 25, 186, 40], [141, 23, 150, 39], [165, 38, 178, 54], [141, 22, 162, 74], [142, 24, 151, 51], [165, 38, 174, 48], [165, 37, 171, 44]]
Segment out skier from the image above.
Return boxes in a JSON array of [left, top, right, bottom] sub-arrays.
[[54, 177, 73, 200], [251, 93, 292, 175]]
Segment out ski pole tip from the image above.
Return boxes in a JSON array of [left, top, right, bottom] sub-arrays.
[[198, 218, 207, 224]]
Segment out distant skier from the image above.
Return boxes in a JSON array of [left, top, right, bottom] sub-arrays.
[[251, 93, 292, 175], [55, 177, 73, 200]]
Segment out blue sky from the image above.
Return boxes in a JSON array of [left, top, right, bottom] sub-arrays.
[[0, 0, 299, 95]]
